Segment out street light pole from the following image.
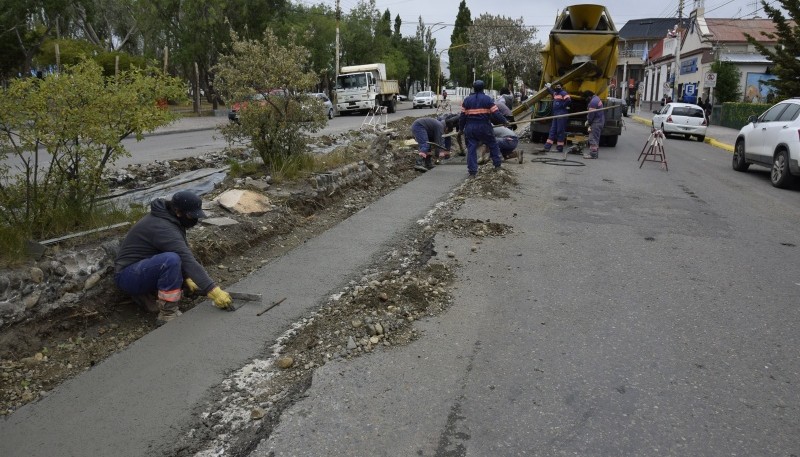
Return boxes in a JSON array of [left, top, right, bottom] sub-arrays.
[[436, 43, 468, 104], [425, 22, 446, 91]]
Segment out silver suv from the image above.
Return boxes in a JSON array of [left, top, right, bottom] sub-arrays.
[[733, 98, 800, 188], [413, 91, 434, 109]]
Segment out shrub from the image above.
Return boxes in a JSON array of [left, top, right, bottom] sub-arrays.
[[0, 60, 185, 260], [719, 102, 771, 130]]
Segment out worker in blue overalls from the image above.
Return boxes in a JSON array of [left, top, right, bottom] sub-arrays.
[[458, 80, 510, 178], [542, 82, 571, 153]]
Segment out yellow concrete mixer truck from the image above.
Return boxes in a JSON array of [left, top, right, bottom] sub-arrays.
[[513, 4, 625, 147]]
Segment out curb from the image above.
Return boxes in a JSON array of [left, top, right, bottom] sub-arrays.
[[630, 115, 734, 153], [142, 125, 222, 138]]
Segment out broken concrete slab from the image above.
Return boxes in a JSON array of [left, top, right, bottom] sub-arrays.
[[214, 189, 272, 216]]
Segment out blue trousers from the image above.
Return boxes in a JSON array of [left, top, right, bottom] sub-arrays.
[[544, 116, 567, 151], [411, 122, 432, 154], [115, 252, 184, 303], [465, 123, 501, 174], [499, 136, 519, 155]]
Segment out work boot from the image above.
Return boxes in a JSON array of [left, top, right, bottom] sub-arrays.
[[424, 156, 435, 170], [156, 300, 182, 326], [414, 158, 428, 172]]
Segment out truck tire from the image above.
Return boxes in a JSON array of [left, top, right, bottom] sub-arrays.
[[601, 135, 619, 147], [388, 98, 396, 114]]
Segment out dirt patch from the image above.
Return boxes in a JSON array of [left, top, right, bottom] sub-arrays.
[[0, 116, 519, 431]]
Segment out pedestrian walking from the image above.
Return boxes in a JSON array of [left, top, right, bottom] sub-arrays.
[[458, 80, 510, 178], [114, 191, 233, 325]]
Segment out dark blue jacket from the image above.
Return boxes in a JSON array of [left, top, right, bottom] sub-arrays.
[[115, 199, 215, 294], [459, 91, 508, 131], [548, 87, 571, 114], [587, 95, 605, 124]]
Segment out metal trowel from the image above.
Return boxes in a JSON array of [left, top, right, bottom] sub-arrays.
[[224, 291, 263, 311]]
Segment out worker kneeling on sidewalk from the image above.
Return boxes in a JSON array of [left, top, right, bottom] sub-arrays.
[[478, 126, 519, 164], [114, 191, 233, 326], [410, 115, 457, 172]]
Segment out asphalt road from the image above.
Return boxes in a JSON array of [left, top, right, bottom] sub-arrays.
[[257, 121, 800, 456], [1, 115, 798, 456]]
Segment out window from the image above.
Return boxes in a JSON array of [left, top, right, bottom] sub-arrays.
[[760, 104, 787, 122], [672, 107, 705, 118], [776, 103, 800, 122]]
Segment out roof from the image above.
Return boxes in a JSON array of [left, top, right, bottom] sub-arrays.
[[719, 52, 772, 64], [619, 18, 691, 40], [705, 18, 780, 43]]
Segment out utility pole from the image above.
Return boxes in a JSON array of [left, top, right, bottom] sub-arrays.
[[674, 0, 684, 102], [335, 0, 340, 82]]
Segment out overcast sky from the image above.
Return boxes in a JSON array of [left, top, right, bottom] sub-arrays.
[[323, 0, 779, 51]]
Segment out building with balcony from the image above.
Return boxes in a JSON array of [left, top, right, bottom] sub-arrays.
[[639, 7, 779, 112], [615, 17, 690, 108]]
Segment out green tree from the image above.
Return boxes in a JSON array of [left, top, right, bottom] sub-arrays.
[[340, 0, 379, 66], [448, 0, 472, 87], [214, 29, 326, 167], [0, 0, 69, 78], [289, 4, 338, 92], [711, 60, 742, 103], [743, 0, 800, 100], [0, 59, 185, 237], [467, 14, 540, 92]]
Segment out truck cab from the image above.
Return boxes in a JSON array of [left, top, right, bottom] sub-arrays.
[[335, 64, 399, 115]]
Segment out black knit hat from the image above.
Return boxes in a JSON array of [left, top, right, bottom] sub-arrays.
[[171, 191, 207, 219]]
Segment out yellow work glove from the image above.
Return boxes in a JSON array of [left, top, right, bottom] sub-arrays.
[[208, 286, 232, 310], [184, 278, 199, 293]]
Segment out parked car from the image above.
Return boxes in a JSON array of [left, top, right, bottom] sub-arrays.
[[230, 90, 332, 123], [397, 94, 408, 102], [309, 92, 335, 119], [733, 97, 800, 188], [228, 93, 266, 123], [651, 102, 707, 141], [413, 91, 435, 109]]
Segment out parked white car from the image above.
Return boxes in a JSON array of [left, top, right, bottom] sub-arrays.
[[651, 102, 707, 142], [413, 91, 435, 109], [310, 93, 335, 119], [733, 97, 800, 188]]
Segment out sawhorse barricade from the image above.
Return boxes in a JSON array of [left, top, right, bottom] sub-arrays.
[[638, 129, 668, 171], [361, 105, 388, 131]]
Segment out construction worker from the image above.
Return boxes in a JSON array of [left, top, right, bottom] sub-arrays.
[[114, 190, 232, 325], [478, 126, 519, 163], [458, 80, 510, 178], [410, 116, 452, 172], [583, 90, 605, 159], [494, 126, 519, 159], [494, 96, 516, 130], [542, 82, 571, 153]]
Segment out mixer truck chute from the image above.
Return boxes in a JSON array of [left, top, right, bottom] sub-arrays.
[[513, 4, 625, 147]]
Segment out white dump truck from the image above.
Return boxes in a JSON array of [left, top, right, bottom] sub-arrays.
[[335, 63, 399, 115]]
